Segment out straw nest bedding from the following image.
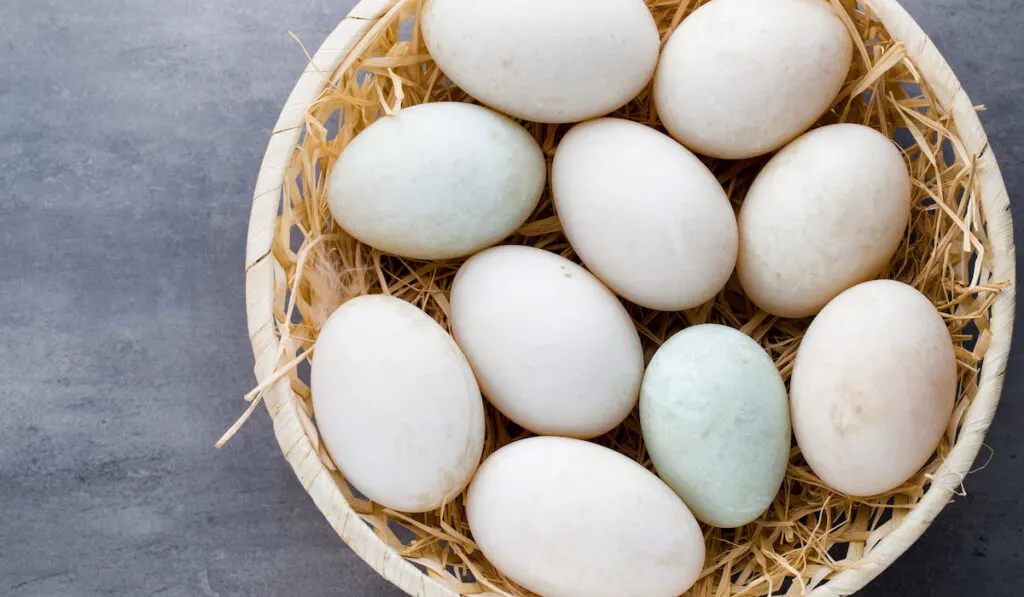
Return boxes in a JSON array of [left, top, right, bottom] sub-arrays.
[[226, 0, 1009, 595]]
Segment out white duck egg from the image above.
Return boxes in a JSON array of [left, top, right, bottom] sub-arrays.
[[655, 0, 853, 158], [311, 295, 485, 513], [738, 123, 911, 318], [422, 0, 660, 123], [553, 118, 737, 311], [450, 245, 644, 439], [790, 280, 957, 496], [467, 436, 705, 597]]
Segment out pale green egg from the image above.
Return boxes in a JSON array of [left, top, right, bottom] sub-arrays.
[[640, 324, 790, 528]]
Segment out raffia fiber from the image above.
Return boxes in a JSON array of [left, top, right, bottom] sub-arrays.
[[231, 0, 1016, 595]]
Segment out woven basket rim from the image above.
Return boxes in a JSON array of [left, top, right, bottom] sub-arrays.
[[242, 1, 1017, 595]]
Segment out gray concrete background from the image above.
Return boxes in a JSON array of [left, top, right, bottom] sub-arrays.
[[0, 1, 1020, 595]]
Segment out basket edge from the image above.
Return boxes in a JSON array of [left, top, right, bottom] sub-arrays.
[[243, 1, 457, 596], [809, 0, 1016, 595]]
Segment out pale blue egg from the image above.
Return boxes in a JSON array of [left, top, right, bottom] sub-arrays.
[[640, 324, 790, 528]]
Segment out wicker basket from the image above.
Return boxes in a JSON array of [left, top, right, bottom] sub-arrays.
[[240, 0, 1016, 595]]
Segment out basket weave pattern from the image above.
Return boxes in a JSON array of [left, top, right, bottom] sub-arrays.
[[242, 1, 1016, 595]]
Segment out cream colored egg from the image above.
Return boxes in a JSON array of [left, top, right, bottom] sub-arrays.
[[791, 280, 957, 496], [311, 295, 485, 513], [738, 124, 911, 318], [450, 246, 644, 439], [327, 102, 545, 260], [553, 118, 737, 310], [467, 437, 705, 597], [655, 0, 853, 158], [422, 0, 660, 123]]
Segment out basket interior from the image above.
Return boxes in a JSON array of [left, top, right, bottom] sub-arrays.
[[256, 1, 1008, 595]]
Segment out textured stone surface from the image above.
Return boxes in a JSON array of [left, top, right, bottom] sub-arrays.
[[0, 0, 1020, 595]]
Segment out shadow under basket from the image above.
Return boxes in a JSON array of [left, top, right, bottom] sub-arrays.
[[238, 0, 1017, 595]]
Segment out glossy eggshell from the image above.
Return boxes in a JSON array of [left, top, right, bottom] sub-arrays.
[[737, 124, 912, 318], [552, 119, 738, 311], [790, 280, 957, 496], [640, 325, 790, 527], [422, 0, 660, 123], [467, 436, 705, 597], [450, 246, 644, 439], [327, 102, 545, 260], [311, 295, 485, 513], [655, 0, 853, 159]]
